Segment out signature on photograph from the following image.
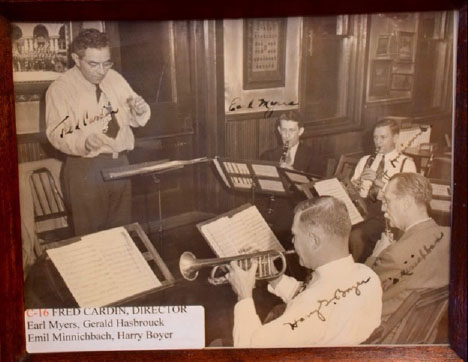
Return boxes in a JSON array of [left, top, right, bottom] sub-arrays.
[[228, 97, 298, 118]]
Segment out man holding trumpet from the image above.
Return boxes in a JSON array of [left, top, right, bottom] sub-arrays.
[[226, 196, 382, 347]]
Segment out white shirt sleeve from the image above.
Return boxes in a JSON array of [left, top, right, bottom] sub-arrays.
[[267, 275, 301, 303], [351, 156, 368, 183]]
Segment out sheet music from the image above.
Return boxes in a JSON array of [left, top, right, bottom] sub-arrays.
[[213, 158, 230, 187], [252, 164, 279, 177], [430, 199, 451, 212], [231, 176, 253, 189], [431, 183, 451, 198], [258, 179, 285, 192], [397, 125, 431, 151], [46, 227, 161, 307], [314, 178, 364, 225], [199, 205, 284, 257], [285, 171, 310, 184]]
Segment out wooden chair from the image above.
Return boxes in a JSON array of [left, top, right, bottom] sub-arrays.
[[426, 156, 451, 181], [334, 151, 364, 180], [29, 167, 73, 248], [364, 285, 449, 344]]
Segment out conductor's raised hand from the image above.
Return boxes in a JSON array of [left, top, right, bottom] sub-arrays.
[[127, 95, 148, 116], [226, 259, 258, 301]]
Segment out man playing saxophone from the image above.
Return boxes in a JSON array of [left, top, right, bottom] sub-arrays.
[[349, 119, 416, 262], [226, 196, 382, 347]]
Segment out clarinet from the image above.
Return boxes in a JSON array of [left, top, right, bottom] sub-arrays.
[[280, 141, 290, 165], [268, 141, 290, 215], [384, 218, 395, 244], [358, 147, 380, 198]]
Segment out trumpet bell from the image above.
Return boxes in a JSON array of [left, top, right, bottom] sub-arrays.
[[179, 251, 199, 281]]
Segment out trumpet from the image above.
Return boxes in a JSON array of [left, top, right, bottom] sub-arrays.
[[179, 249, 295, 286]]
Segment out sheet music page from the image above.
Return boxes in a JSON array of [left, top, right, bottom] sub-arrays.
[[314, 178, 364, 225], [252, 164, 279, 177], [46, 227, 161, 307], [200, 205, 284, 257], [430, 199, 451, 212], [285, 171, 310, 184], [213, 158, 230, 187], [258, 179, 285, 192], [431, 183, 451, 198]]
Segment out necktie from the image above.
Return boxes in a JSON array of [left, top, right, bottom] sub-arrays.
[[369, 154, 385, 201], [96, 84, 120, 139]]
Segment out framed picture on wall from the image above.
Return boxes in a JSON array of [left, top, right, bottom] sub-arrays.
[[391, 73, 413, 90], [243, 18, 287, 90], [397, 31, 415, 61], [375, 34, 391, 58], [368, 59, 392, 97], [12, 22, 71, 101]]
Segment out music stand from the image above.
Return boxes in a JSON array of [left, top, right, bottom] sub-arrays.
[[212, 157, 291, 204], [102, 157, 210, 252]]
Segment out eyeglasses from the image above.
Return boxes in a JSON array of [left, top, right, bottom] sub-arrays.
[[82, 59, 114, 70]]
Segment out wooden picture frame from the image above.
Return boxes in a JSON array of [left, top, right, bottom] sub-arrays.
[[11, 22, 72, 102], [0, 1, 466, 361], [375, 34, 392, 58], [243, 18, 287, 90], [369, 59, 392, 97], [396, 31, 415, 61], [390, 73, 413, 91]]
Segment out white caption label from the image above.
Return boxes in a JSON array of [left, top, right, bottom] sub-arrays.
[[25, 306, 204, 353]]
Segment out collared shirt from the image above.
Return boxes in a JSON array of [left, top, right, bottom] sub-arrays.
[[233, 255, 382, 347], [351, 149, 417, 196], [46, 66, 151, 157], [286, 142, 299, 168]]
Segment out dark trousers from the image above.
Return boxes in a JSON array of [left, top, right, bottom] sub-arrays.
[[62, 154, 132, 237], [349, 199, 385, 263]]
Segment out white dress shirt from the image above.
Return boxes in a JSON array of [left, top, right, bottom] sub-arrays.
[[46, 66, 150, 157], [351, 149, 416, 197], [233, 255, 382, 347]]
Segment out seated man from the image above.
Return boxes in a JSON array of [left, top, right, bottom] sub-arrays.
[[261, 110, 314, 172], [259, 111, 314, 249], [350, 118, 416, 262], [227, 196, 382, 347], [365, 173, 450, 321]]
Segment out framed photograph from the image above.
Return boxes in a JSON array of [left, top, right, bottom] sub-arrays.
[[243, 18, 287, 90], [375, 34, 391, 58], [12, 22, 71, 101], [0, 2, 466, 362], [397, 31, 415, 61], [390, 73, 413, 90], [369, 59, 392, 97], [392, 62, 415, 74]]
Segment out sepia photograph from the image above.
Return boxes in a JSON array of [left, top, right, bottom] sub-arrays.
[[10, 10, 456, 352]]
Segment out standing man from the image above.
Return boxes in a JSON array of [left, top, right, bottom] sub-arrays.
[[46, 28, 151, 236], [227, 197, 382, 347], [365, 173, 450, 321], [261, 111, 314, 173], [350, 119, 416, 262]]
